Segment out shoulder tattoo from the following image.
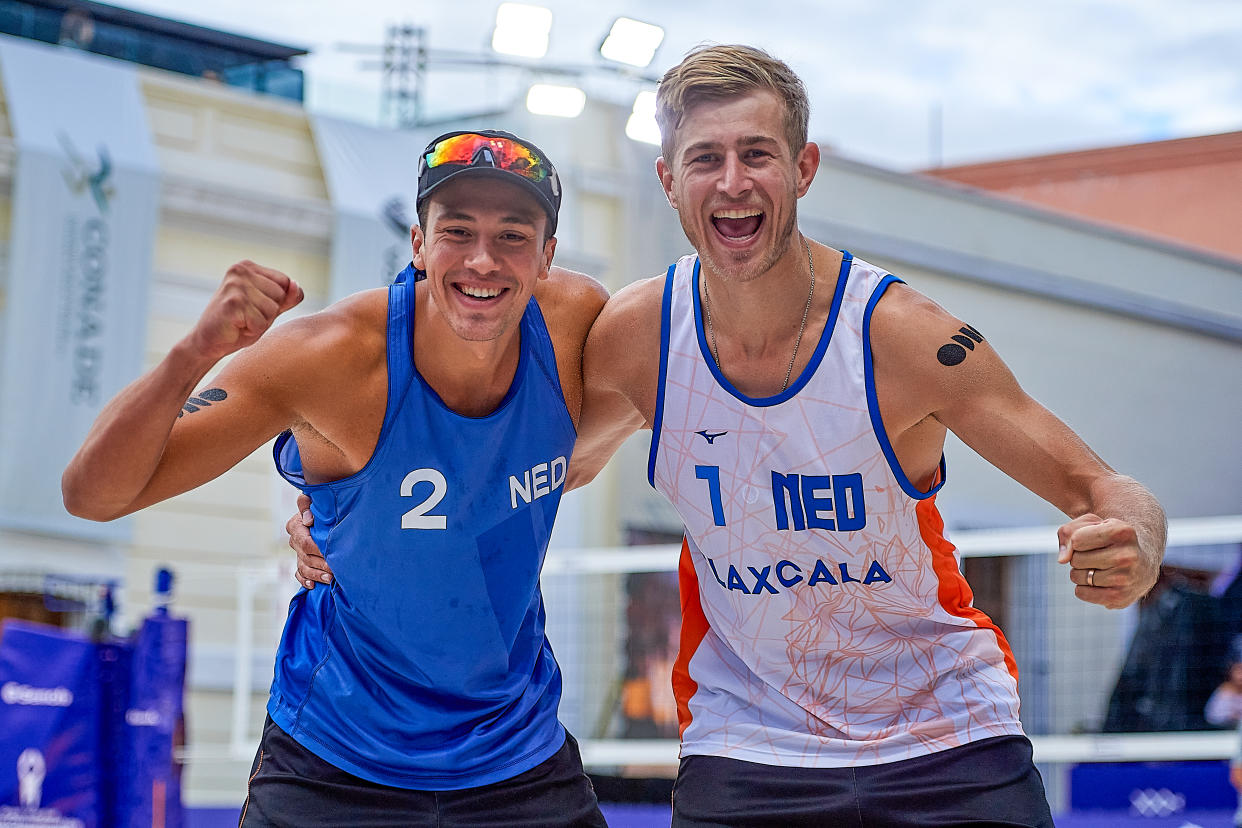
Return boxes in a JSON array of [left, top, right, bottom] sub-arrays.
[[178, 387, 228, 418], [936, 324, 984, 367]]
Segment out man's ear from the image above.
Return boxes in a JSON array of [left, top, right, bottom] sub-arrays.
[[656, 156, 678, 210], [411, 224, 426, 270], [794, 141, 821, 199], [539, 236, 557, 280]]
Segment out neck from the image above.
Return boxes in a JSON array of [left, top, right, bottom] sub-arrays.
[[701, 234, 814, 351], [414, 300, 523, 417], [700, 235, 844, 397]]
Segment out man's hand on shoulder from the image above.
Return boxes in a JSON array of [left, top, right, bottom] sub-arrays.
[[188, 261, 303, 363]]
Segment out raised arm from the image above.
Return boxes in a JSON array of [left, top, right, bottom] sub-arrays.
[[871, 284, 1165, 609], [62, 261, 306, 520]]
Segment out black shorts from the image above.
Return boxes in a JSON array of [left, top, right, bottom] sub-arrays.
[[671, 735, 1054, 828], [240, 716, 607, 828]]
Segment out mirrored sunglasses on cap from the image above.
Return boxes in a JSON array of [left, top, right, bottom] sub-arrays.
[[423, 132, 550, 183]]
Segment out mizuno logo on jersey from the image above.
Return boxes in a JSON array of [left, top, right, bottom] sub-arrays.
[[509, 456, 567, 509], [695, 430, 728, 444], [705, 556, 892, 595]]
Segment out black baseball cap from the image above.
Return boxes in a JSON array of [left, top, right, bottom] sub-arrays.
[[416, 130, 562, 235]]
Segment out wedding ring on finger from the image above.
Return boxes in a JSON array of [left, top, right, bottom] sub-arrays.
[[1086, 568, 1096, 588]]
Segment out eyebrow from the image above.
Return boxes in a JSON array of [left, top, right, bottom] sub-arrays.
[[437, 210, 538, 228]]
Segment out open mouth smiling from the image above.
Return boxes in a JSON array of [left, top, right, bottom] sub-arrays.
[[454, 284, 507, 300], [711, 208, 764, 241]]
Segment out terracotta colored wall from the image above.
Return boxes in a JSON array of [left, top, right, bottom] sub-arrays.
[[926, 132, 1242, 261]]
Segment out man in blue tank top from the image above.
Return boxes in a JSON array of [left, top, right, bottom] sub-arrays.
[[63, 131, 609, 825]]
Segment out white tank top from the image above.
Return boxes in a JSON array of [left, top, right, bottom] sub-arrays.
[[649, 251, 1024, 768]]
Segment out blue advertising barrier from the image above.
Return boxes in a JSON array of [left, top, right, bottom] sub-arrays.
[[123, 606, 187, 828], [0, 621, 101, 826], [0, 570, 186, 827], [1070, 759, 1236, 813]]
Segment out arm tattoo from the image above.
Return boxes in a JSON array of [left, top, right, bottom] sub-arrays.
[[936, 324, 985, 367], [178, 387, 228, 417]]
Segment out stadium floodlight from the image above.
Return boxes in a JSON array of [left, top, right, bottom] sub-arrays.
[[625, 90, 661, 145], [526, 83, 586, 118], [599, 17, 664, 68], [492, 3, 553, 59]]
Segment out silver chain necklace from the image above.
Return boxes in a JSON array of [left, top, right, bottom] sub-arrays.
[[703, 235, 815, 392]]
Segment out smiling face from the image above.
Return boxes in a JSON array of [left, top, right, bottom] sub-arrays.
[[412, 175, 555, 343], [657, 90, 819, 285]]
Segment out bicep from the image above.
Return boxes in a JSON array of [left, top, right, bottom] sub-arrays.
[[932, 343, 1108, 518], [129, 344, 297, 511], [874, 285, 1110, 517], [569, 375, 645, 491], [566, 301, 651, 491]]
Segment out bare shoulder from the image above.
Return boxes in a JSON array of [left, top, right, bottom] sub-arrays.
[[536, 266, 610, 339], [313, 287, 390, 348], [591, 274, 664, 345], [541, 265, 610, 306], [869, 280, 1011, 419], [870, 282, 960, 342], [221, 287, 389, 391], [241, 288, 390, 465], [871, 282, 993, 366]]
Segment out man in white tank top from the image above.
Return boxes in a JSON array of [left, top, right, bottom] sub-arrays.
[[567, 45, 1166, 827], [288, 45, 1166, 828]]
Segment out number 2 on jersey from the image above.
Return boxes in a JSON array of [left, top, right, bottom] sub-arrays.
[[400, 468, 448, 529]]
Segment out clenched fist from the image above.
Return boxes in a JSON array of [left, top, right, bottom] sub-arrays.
[[189, 261, 303, 362], [1058, 513, 1160, 610]]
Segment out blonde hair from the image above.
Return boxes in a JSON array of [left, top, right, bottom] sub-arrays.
[[655, 44, 810, 163]]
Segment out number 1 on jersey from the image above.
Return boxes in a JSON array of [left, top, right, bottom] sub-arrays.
[[695, 465, 726, 526]]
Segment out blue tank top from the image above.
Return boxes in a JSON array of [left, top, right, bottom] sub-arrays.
[[269, 266, 576, 789]]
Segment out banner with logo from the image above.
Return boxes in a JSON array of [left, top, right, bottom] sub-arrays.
[[0, 35, 160, 541], [311, 115, 427, 300], [0, 612, 188, 827], [0, 621, 100, 826], [120, 611, 187, 828]]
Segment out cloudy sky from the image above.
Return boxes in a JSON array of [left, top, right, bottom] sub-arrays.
[[124, 0, 1241, 170]]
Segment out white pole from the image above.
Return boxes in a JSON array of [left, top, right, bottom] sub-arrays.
[[230, 568, 257, 759]]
